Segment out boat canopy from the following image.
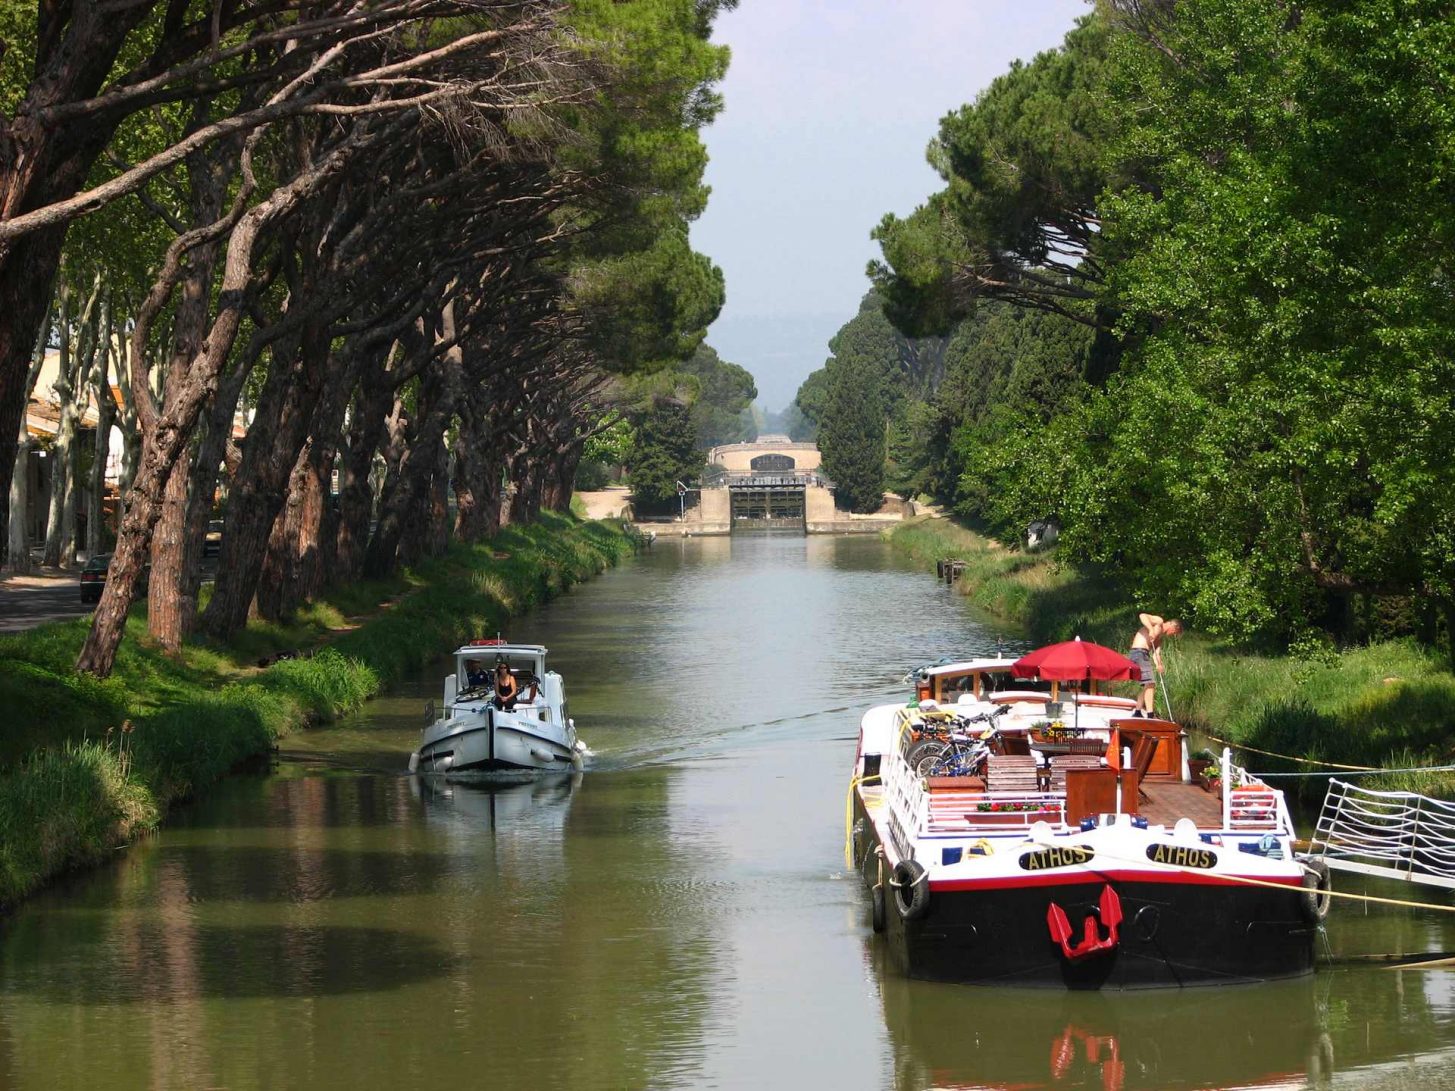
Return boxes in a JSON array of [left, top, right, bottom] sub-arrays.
[[454, 642, 547, 681]]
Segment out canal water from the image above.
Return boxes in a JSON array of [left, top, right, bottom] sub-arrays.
[[4, 535, 1455, 1090]]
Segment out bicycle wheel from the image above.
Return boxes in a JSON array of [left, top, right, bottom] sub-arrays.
[[909, 741, 950, 777]]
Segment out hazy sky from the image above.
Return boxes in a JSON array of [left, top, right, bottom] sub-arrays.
[[689, 0, 1088, 412]]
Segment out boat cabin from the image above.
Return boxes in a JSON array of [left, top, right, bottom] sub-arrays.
[[446, 640, 557, 717], [916, 658, 1134, 711]]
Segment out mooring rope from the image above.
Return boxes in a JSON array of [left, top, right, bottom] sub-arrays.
[[1200, 734, 1382, 772], [1253, 764, 1455, 779]]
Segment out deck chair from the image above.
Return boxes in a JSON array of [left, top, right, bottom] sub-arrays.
[[1123, 731, 1160, 801], [997, 734, 1033, 757], [1049, 754, 1104, 792], [986, 754, 1040, 794]]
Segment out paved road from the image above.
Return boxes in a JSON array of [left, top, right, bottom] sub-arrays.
[[0, 572, 93, 633]]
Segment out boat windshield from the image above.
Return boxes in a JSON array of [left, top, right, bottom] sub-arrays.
[[459, 653, 544, 696]]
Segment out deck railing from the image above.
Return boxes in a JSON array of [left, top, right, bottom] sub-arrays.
[[1218, 747, 1293, 834]]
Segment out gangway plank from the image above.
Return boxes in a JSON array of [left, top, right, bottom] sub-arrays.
[[1308, 778, 1455, 890]]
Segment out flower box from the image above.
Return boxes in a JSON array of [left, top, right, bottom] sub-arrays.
[[965, 809, 1062, 827]]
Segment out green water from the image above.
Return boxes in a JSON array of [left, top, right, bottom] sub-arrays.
[[4, 535, 1455, 1090]]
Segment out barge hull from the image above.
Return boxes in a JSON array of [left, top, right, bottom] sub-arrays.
[[855, 802, 1316, 989]]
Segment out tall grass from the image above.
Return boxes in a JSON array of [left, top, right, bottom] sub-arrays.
[[0, 515, 632, 909], [0, 741, 155, 905], [888, 515, 1455, 799]]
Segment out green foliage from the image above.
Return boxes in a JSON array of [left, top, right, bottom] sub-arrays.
[[0, 742, 155, 906], [817, 316, 892, 512], [870, 13, 1112, 331], [560, 0, 733, 372], [1047, 0, 1455, 641], [583, 416, 636, 467], [627, 396, 701, 513], [791, 368, 829, 436], [680, 343, 756, 447], [867, 0, 1455, 656]]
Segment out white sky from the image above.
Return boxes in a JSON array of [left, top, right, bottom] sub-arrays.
[[689, 0, 1089, 411]]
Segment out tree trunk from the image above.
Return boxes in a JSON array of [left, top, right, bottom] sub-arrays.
[[365, 309, 463, 578], [450, 388, 512, 541], [6, 304, 53, 573], [541, 442, 581, 513], [201, 318, 333, 639], [145, 172, 233, 650], [257, 341, 361, 618], [76, 141, 347, 676], [336, 387, 392, 579], [87, 297, 115, 556], [0, 230, 69, 564], [398, 434, 450, 566], [509, 453, 543, 524], [40, 284, 86, 568], [145, 455, 192, 652], [178, 373, 247, 621]]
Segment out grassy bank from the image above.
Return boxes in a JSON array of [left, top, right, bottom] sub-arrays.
[[888, 515, 1455, 800], [0, 514, 633, 908]]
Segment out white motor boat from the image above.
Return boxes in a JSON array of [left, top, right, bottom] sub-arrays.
[[409, 640, 585, 778]]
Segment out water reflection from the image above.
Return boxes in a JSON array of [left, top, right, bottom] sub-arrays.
[[874, 934, 1455, 1091], [5, 923, 454, 1004], [9, 537, 1455, 1090]]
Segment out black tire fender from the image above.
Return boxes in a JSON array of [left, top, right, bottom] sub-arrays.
[[871, 884, 886, 933], [1300, 858, 1332, 923], [889, 859, 930, 920]]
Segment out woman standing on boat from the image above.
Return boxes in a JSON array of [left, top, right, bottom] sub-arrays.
[[492, 658, 520, 710], [1129, 612, 1181, 715]]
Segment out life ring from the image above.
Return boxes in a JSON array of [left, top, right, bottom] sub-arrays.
[[871, 884, 886, 933], [889, 859, 930, 920], [1300, 858, 1332, 923]]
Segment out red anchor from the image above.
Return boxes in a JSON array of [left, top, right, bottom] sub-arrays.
[[1046, 884, 1123, 961]]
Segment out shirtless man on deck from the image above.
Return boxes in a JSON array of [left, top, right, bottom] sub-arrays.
[[1129, 613, 1183, 715]]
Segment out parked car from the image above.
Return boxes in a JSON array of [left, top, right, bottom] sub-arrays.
[[79, 553, 149, 604], [203, 519, 224, 558]]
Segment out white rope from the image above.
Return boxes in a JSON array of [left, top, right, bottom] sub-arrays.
[[1256, 764, 1455, 779]]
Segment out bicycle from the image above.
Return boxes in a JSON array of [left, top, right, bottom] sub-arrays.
[[907, 705, 1009, 778]]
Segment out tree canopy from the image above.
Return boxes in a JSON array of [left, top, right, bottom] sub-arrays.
[[865, 0, 1455, 652]]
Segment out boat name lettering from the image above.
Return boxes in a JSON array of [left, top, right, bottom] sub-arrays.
[[1145, 843, 1216, 869], [1018, 845, 1094, 871]]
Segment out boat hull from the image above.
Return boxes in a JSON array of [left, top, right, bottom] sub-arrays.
[[413, 712, 578, 780], [854, 800, 1317, 989]]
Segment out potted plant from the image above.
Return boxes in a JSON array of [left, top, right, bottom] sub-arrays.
[[1188, 748, 1217, 786], [1200, 765, 1222, 795]]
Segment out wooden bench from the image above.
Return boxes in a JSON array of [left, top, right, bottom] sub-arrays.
[[986, 755, 1040, 793], [1049, 754, 1104, 792]]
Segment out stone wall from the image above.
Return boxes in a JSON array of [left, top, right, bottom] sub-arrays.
[[707, 440, 822, 473]]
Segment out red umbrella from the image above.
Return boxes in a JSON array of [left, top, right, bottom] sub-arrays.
[[1011, 638, 1138, 682], [1011, 638, 1138, 731]]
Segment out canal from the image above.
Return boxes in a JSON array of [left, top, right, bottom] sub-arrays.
[[4, 535, 1455, 1089]]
